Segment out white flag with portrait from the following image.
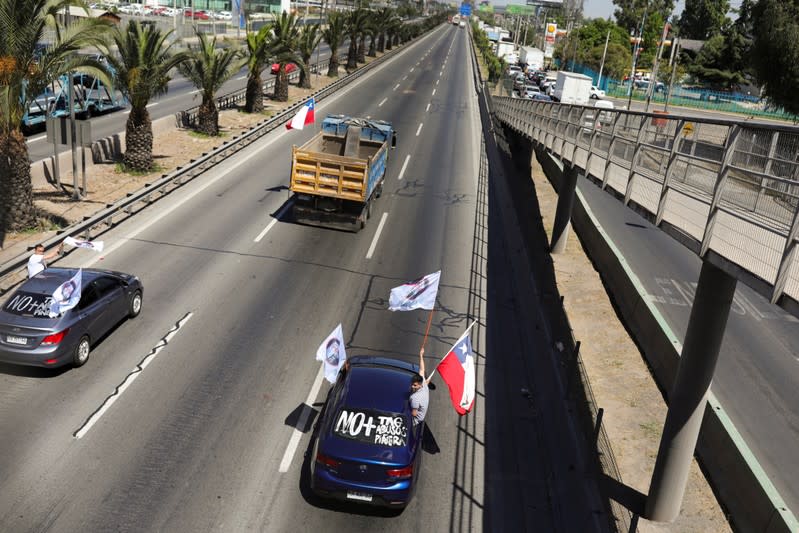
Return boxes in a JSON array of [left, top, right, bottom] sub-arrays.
[[49, 269, 82, 317], [316, 324, 347, 384], [388, 270, 441, 311], [64, 236, 104, 253]]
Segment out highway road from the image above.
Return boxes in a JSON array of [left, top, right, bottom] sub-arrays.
[[0, 26, 607, 531], [577, 177, 799, 513], [23, 41, 345, 163]]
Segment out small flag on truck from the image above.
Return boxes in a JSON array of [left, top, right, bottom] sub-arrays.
[[286, 97, 315, 130]]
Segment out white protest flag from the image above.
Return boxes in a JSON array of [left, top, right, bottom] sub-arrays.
[[64, 236, 104, 253], [49, 269, 82, 317], [315, 324, 347, 384], [388, 270, 441, 311]]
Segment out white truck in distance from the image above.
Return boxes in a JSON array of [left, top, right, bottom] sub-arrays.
[[518, 46, 545, 71], [553, 71, 593, 105]]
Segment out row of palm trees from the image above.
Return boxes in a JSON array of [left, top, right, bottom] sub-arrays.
[[0, 0, 445, 233]]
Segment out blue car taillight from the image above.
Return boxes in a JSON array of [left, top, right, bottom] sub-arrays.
[[316, 452, 340, 473], [386, 464, 413, 480]]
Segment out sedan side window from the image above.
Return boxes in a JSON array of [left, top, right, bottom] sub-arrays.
[[77, 286, 99, 310], [93, 277, 121, 298]]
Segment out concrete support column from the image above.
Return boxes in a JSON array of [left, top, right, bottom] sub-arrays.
[[645, 260, 737, 522], [550, 164, 579, 254]]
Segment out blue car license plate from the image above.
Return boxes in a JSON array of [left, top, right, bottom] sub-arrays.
[[346, 491, 372, 502]]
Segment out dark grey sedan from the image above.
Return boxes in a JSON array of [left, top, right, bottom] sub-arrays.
[[0, 268, 143, 368]]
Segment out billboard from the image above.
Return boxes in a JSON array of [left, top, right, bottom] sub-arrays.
[[526, 0, 564, 6], [544, 22, 557, 58]]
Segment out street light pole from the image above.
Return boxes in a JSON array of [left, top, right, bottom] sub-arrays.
[[597, 29, 610, 90], [627, 5, 648, 110]]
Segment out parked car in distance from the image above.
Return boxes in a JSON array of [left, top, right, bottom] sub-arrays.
[[590, 86, 605, 99], [0, 268, 143, 368], [310, 356, 424, 508], [271, 62, 298, 75], [184, 9, 209, 20], [530, 93, 552, 102]]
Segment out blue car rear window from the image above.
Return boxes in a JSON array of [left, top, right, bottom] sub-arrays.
[[3, 291, 54, 318], [333, 407, 409, 448]]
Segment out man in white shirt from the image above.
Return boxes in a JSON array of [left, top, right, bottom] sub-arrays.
[[27, 243, 62, 278], [410, 347, 430, 426]]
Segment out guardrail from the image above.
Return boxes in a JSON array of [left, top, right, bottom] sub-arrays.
[[176, 54, 348, 128], [492, 96, 799, 318], [0, 29, 439, 294]]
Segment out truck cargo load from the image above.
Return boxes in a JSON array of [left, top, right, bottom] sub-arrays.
[[290, 115, 396, 231]]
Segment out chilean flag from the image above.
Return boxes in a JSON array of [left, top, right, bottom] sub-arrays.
[[436, 329, 476, 415], [286, 97, 315, 130]]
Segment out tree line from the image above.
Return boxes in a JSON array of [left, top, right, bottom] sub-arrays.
[[0, 0, 447, 233]]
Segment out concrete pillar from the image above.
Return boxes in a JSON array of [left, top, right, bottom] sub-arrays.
[[645, 260, 737, 522], [550, 164, 579, 254]]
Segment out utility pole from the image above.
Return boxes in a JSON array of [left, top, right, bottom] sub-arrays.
[[627, 4, 648, 110], [597, 29, 610, 90], [645, 21, 670, 112], [664, 37, 681, 112]]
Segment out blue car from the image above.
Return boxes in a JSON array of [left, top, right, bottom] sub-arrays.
[[310, 356, 424, 508]]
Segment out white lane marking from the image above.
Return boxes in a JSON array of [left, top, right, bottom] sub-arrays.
[[393, 83, 400, 91], [410, 67, 414, 72], [73, 312, 194, 439], [28, 134, 46, 142], [397, 154, 410, 181], [146, 102, 159, 108], [279, 362, 325, 473], [432, 89, 436, 96], [254, 201, 292, 242], [190, 89, 201, 94], [366, 212, 388, 259], [436, 80, 440, 86], [402, 75, 407, 80], [416, 123, 423, 136], [426, 103, 431, 112], [378, 97, 387, 107], [440, 70, 443, 76], [236, 75, 246, 80]]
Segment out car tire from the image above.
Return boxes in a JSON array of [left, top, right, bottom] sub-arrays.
[[73, 336, 90, 367], [128, 290, 143, 318]]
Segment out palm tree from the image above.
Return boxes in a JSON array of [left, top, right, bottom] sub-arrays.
[[357, 17, 371, 63], [297, 23, 321, 90], [178, 31, 242, 136], [345, 9, 369, 70], [366, 23, 378, 58], [322, 12, 346, 77], [385, 17, 401, 51], [374, 9, 394, 54], [0, 0, 112, 232], [271, 12, 302, 102], [243, 23, 274, 113], [102, 21, 189, 171]]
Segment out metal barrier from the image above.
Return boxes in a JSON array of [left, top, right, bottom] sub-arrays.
[[0, 29, 439, 293], [492, 96, 799, 318]]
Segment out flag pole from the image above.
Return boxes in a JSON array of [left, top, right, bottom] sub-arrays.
[[420, 307, 435, 351]]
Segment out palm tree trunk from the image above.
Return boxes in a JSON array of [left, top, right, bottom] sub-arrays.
[[274, 68, 289, 102], [327, 56, 339, 77], [0, 130, 36, 232], [357, 36, 366, 63], [368, 37, 376, 57], [123, 106, 154, 171], [245, 73, 263, 113], [378, 34, 385, 53], [386, 34, 393, 50], [347, 37, 357, 70], [198, 100, 219, 136], [299, 56, 312, 89]]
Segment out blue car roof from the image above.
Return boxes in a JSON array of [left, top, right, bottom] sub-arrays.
[[341, 364, 416, 414], [22, 267, 127, 295]]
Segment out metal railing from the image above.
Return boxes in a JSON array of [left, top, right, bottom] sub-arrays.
[[0, 29, 439, 293], [492, 96, 799, 317]]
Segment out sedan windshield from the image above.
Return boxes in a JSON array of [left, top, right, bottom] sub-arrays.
[[3, 291, 54, 318]]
